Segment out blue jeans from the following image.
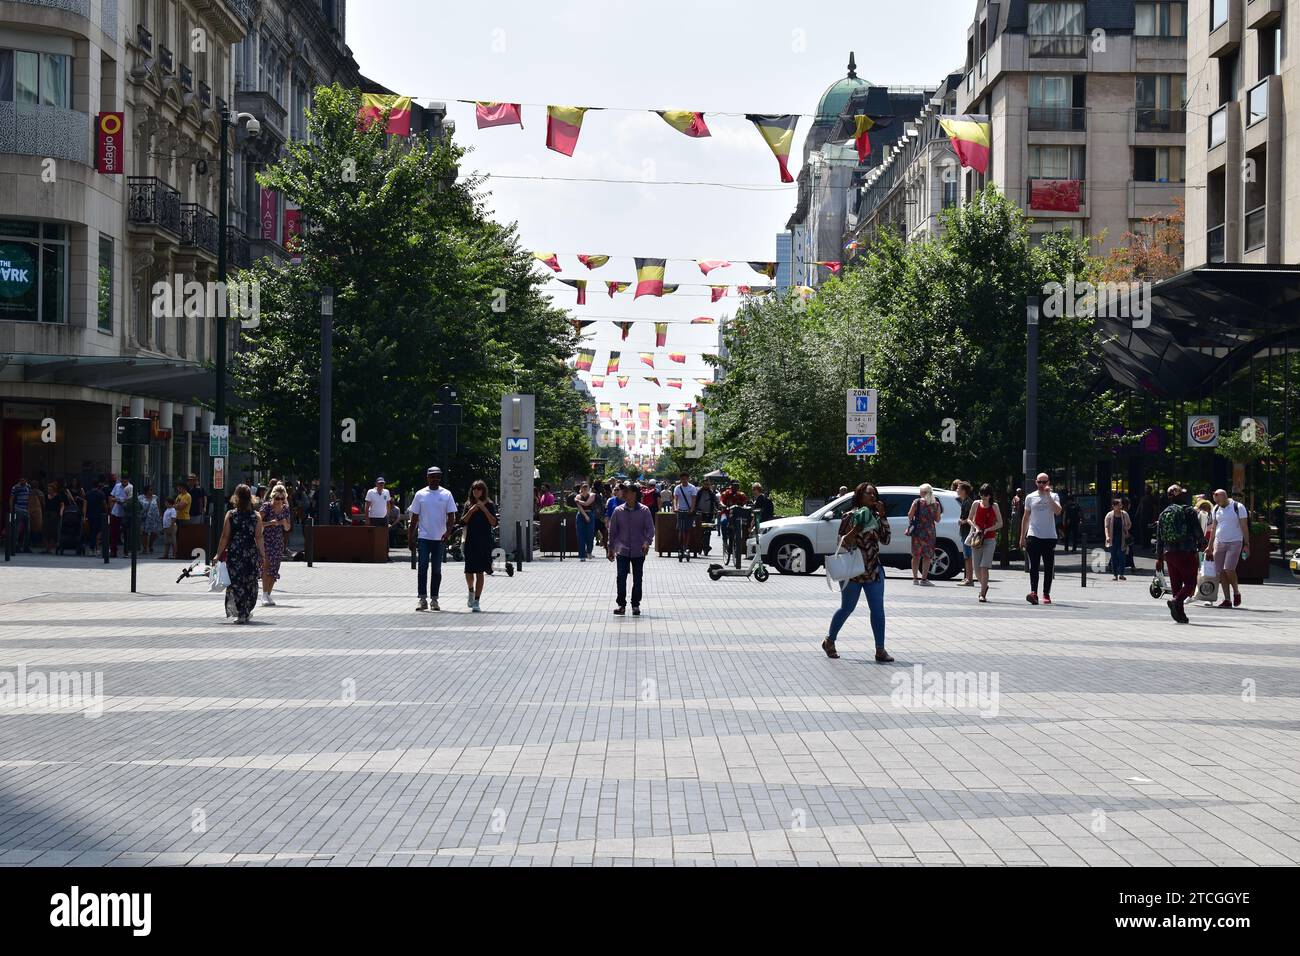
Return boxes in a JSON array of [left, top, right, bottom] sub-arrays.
[[828, 575, 886, 648], [576, 511, 595, 559], [416, 538, 446, 599], [1108, 540, 1126, 577]]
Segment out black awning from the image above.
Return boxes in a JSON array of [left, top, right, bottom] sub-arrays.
[[0, 353, 214, 406], [1097, 264, 1300, 400]]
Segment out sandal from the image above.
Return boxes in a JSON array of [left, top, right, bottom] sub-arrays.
[[821, 639, 839, 659]]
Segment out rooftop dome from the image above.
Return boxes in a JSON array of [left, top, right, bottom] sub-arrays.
[[815, 52, 872, 122]]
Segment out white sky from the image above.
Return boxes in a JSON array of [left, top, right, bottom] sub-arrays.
[[349, 0, 971, 451]]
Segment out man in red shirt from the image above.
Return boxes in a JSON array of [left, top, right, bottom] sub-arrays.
[[719, 480, 750, 555]]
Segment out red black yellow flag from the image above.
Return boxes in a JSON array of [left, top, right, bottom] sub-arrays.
[[475, 102, 523, 129], [577, 254, 610, 270], [937, 114, 992, 174], [656, 110, 711, 138], [546, 106, 591, 156], [634, 258, 667, 298], [606, 281, 631, 297], [560, 278, 588, 304], [746, 114, 799, 183], [615, 321, 634, 340], [748, 261, 778, 279]]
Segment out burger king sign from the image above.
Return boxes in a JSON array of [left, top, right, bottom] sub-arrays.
[[1187, 414, 1220, 448]]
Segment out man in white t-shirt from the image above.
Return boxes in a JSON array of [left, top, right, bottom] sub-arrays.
[[1019, 472, 1062, 605], [1210, 488, 1249, 608], [365, 477, 391, 528], [407, 466, 458, 611]]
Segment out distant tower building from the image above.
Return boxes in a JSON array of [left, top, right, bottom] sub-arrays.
[[775, 232, 793, 292]]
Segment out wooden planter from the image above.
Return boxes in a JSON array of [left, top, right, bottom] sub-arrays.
[[175, 521, 209, 560], [1237, 530, 1272, 584], [305, 524, 389, 562], [654, 511, 707, 557], [538, 512, 579, 554]]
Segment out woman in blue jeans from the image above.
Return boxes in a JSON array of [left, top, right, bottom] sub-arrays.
[[823, 482, 894, 663], [573, 482, 598, 561]]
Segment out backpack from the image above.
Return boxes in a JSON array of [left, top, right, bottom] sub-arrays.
[[1157, 504, 1204, 552]]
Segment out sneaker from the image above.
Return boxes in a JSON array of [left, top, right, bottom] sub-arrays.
[[1041, 595, 1052, 605], [613, 606, 626, 616], [1233, 592, 1241, 607], [467, 591, 475, 609], [1217, 599, 1232, 609], [471, 599, 481, 613], [416, 598, 428, 612], [874, 649, 895, 663], [1119, 575, 1127, 581], [632, 606, 641, 616], [262, 593, 275, 607], [430, 599, 440, 611], [1026, 592, 1039, 605]]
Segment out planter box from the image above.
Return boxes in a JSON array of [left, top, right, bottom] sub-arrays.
[[654, 511, 707, 557], [305, 524, 389, 563], [1237, 530, 1272, 584], [538, 512, 579, 554]]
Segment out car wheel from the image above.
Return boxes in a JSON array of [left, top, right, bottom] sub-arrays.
[[931, 541, 961, 580], [769, 536, 815, 575]]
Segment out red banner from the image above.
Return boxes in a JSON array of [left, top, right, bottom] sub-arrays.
[[1029, 178, 1081, 212], [260, 188, 277, 241], [96, 112, 124, 174]]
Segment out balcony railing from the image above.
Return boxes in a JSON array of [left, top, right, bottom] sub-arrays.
[[1027, 106, 1087, 131], [1244, 206, 1266, 251], [226, 226, 251, 269], [159, 45, 173, 74], [1246, 79, 1269, 125], [127, 177, 182, 235], [1207, 224, 1226, 262], [0, 101, 90, 164], [1135, 108, 1187, 133], [1028, 34, 1088, 57], [1209, 106, 1227, 147], [179, 203, 219, 256]]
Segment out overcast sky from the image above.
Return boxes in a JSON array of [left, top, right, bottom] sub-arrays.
[[350, 0, 971, 441]]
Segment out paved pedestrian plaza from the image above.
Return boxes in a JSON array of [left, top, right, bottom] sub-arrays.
[[1, 553, 1298, 866]]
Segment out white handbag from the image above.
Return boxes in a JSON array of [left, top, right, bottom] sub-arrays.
[[210, 560, 231, 590], [824, 535, 864, 587]]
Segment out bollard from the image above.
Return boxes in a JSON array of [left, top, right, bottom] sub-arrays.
[[128, 493, 138, 594], [559, 518, 565, 562], [1080, 526, 1087, 588], [102, 510, 110, 564], [306, 515, 315, 568], [515, 521, 523, 572], [4, 507, 11, 562]]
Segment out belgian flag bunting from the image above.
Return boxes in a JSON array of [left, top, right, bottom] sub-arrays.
[[746, 114, 799, 183], [560, 278, 587, 304], [570, 319, 596, 333], [546, 106, 591, 156], [937, 114, 992, 174], [748, 261, 778, 278], [575, 348, 595, 371], [709, 285, 729, 302], [533, 252, 561, 272], [577, 254, 610, 270], [697, 259, 731, 275], [617, 376, 629, 388], [852, 114, 876, 163], [661, 284, 679, 295], [654, 322, 668, 347], [606, 281, 630, 297], [634, 258, 667, 298], [359, 94, 413, 136], [593, 379, 606, 390], [669, 352, 686, 364], [815, 260, 842, 274], [606, 351, 621, 374], [639, 352, 655, 368], [615, 321, 634, 340], [475, 102, 523, 129], [691, 316, 716, 324], [656, 110, 711, 138]]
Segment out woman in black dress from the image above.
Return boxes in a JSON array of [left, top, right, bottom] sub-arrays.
[[460, 480, 498, 612], [217, 483, 267, 624]]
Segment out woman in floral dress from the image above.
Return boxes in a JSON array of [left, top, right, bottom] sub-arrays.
[[907, 483, 942, 585], [217, 484, 266, 624], [258, 483, 292, 607], [138, 484, 162, 553]]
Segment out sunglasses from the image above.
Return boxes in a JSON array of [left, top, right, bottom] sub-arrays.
[[1036, 480, 1049, 485]]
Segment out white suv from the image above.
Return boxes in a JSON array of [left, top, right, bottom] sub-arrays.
[[755, 486, 966, 580]]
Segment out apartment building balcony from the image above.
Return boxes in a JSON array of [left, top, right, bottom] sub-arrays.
[[127, 176, 182, 237], [234, 90, 288, 145], [7, 0, 119, 41], [0, 102, 91, 165], [1130, 181, 1183, 221], [1246, 0, 1282, 29], [1028, 34, 1087, 58], [1209, 0, 1242, 58], [1243, 75, 1282, 153], [1207, 101, 1241, 173], [1135, 108, 1186, 134], [179, 203, 219, 258], [1027, 178, 1086, 215], [226, 226, 251, 269], [1027, 107, 1087, 132]]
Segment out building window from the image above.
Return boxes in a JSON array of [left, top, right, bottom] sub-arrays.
[[1134, 146, 1185, 182], [1210, 0, 1229, 32], [1029, 145, 1085, 181], [1029, 74, 1086, 130], [0, 50, 71, 108], [1027, 2, 1087, 56], [1218, 51, 1241, 106], [1244, 145, 1267, 252], [1135, 74, 1187, 131], [1258, 26, 1281, 79], [0, 220, 68, 323], [98, 234, 113, 332], [1135, 2, 1186, 36]]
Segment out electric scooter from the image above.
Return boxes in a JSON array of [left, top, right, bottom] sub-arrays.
[[707, 505, 769, 582]]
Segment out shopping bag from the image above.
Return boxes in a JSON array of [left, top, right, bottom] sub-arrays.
[[209, 561, 231, 591]]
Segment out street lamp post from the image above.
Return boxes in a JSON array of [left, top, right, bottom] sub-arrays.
[[1024, 295, 1040, 492], [319, 288, 334, 526], [212, 105, 260, 558]]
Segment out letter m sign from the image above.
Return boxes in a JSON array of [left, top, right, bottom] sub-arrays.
[[506, 437, 530, 452]]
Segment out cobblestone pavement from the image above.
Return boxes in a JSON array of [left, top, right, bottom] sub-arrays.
[[1, 550, 1298, 866]]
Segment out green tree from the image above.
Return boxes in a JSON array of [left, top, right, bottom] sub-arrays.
[[232, 85, 581, 500]]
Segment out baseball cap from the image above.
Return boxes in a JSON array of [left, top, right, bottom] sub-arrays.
[[426, 466, 442, 475], [376, 476, 386, 483]]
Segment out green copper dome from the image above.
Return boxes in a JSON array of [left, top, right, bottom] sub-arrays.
[[816, 52, 872, 122]]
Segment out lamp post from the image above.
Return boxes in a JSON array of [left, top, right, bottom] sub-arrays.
[[1024, 295, 1040, 493], [212, 105, 260, 558], [319, 288, 334, 526]]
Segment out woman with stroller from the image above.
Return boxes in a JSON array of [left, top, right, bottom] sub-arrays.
[[216, 484, 266, 625], [138, 484, 162, 554], [258, 484, 292, 606], [460, 480, 498, 612]]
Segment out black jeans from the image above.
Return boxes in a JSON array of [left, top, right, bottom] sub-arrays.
[[1026, 536, 1056, 596], [616, 554, 644, 607]]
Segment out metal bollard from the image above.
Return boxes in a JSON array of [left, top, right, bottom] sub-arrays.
[[1080, 527, 1087, 588], [306, 516, 315, 568], [559, 518, 565, 562], [4, 507, 11, 562], [515, 521, 523, 572]]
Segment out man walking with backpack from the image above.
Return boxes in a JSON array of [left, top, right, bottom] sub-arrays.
[[1154, 484, 1205, 624]]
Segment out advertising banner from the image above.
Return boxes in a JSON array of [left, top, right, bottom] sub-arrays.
[[96, 112, 125, 174]]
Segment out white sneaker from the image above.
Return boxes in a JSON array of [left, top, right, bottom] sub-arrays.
[[467, 591, 475, 609], [472, 598, 481, 613], [262, 593, 275, 607]]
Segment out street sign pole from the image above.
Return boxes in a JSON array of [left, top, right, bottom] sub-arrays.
[[319, 288, 333, 528], [1025, 296, 1039, 492]]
